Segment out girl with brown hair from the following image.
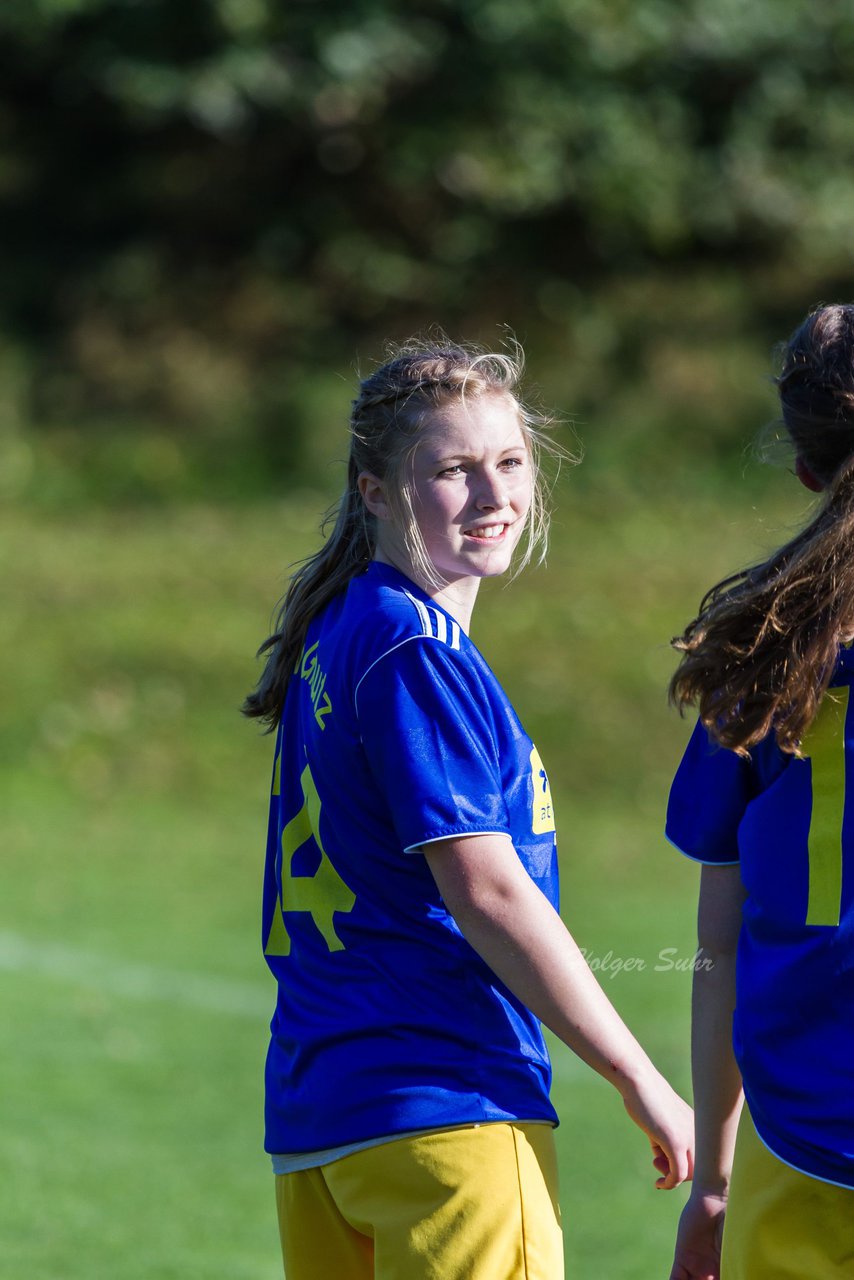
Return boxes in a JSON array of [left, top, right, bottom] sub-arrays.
[[667, 303, 854, 1280]]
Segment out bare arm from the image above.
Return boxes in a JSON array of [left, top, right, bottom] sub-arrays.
[[670, 862, 745, 1280], [691, 864, 745, 1188], [423, 833, 694, 1188]]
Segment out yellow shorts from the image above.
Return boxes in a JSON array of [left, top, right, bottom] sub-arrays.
[[275, 1120, 563, 1280], [722, 1109, 854, 1280]]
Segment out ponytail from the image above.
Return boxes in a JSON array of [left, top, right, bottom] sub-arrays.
[[242, 464, 374, 729], [670, 458, 854, 755]]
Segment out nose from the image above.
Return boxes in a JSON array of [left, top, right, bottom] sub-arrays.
[[473, 468, 507, 511]]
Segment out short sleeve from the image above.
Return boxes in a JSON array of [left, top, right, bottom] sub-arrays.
[[666, 718, 754, 864], [355, 637, 510, 852]]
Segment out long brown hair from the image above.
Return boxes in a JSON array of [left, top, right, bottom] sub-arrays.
[[670, 303, 854, 755], [243, 338, 563, 730]]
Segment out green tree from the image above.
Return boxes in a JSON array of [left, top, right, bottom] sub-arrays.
[[2, 1, 854, 490]]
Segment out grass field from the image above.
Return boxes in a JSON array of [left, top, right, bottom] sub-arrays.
[[0, 463, 809, 1278]]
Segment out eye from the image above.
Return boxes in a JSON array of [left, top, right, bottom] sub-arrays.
[[437, 464, 464, 477], [499, 455, 526, 470]]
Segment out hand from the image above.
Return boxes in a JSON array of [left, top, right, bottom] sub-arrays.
[[620, 1067, 695, 1189], [669, 1191, 727, 1280]]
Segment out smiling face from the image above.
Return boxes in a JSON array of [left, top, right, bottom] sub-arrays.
[[361, 391, 533, 623], [410, 392, 533, 582]]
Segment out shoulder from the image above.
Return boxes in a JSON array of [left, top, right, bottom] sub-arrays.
[[327, 568, 493, 722], [342, 564, 465, 671], [381, 586, 464, 652], [666, 717, 790, 864]]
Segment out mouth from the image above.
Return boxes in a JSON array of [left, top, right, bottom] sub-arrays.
[[463, 522, 509, 543]]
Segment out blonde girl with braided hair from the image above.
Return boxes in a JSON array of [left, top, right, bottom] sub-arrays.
[[667, 303, 854, 1280], [246, 339, 693, 1280]]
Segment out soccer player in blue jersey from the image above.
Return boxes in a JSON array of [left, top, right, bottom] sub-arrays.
[[244, 340, 693, 1280], [667, 304, 854, 1280]]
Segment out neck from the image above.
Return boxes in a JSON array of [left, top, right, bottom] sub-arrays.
[[427, 578, 480, 633], [372, 548, 479, 633]]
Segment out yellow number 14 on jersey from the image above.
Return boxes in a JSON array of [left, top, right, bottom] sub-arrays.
[[265, 760, 356, 957]]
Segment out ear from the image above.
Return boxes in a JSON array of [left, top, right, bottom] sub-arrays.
[[357, 471, 391, 520], [795, 456, 825, 493]]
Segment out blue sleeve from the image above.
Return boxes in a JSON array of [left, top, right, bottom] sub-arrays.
[[666, 718, 754, 864], [356, 637, 510, 852]]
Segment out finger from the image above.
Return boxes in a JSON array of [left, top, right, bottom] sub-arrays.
[[651, 1141, 674, 1188], [654, 1142, 675, 1189], [656, 1145, 689, 1190], [651, 1142, 669, 1173], [664, 1138, 692, 1187]]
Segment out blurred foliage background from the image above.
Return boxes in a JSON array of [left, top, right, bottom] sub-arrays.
[[4, 0, 854, 504], [3, 3, 852, 1277]]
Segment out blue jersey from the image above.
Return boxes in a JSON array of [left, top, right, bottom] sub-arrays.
[[261, 561, 560, 1155], [667, 648, 854, 1188]]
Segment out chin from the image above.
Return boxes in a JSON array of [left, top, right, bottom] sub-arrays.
[[473, 557, 514, 579]]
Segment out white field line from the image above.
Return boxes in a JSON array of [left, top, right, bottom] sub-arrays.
[[0, 929, 273, 1020], [0, 932, 601, 1085]]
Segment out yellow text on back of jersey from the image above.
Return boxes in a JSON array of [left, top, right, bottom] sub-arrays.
[[298, 641, 333, 729]]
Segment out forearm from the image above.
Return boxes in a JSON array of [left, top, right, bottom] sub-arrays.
[[428, 841, 661, 1097], [688, 863, 746, 1194], [690, 952, 743, 1191], [426, 833, 693, 1186]]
